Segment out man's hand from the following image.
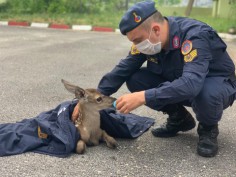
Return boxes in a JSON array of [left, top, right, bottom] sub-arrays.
[[116, 91, 146, 114]]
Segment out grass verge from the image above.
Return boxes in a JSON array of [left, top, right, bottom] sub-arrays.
[[0, 12, 235, 32], [0, 12, 124, 28]]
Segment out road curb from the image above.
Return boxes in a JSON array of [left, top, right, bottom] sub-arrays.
[[49, 23, 70, 29], [0, 21, 8, 26], [31, 22, 49, 28], [72, 25, 92, 31], [1, 20, 236, 39], [0, 20, 120, 33], [92, 26, 114, 32], [8, 21, 30, 27]]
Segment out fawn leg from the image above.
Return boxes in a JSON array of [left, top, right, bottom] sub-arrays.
[[102, 130, 117, 149], [76, 140, 86, 154], [89, 138, 99, 146]]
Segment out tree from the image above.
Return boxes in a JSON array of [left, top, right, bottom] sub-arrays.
[[185, 0, 194, 16]]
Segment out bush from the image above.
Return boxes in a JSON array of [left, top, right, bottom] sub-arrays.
[[0, 2, 8, 12], [5, 0, 47, 13], [47, 0, 66, 14], [64, 0, 101, 14], [3, 0, 129, 14]]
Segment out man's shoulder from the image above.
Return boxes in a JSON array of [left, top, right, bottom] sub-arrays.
[[167, 16, 204, 23], [168, 16, 213, 33]]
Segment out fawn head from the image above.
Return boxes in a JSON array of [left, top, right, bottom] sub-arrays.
[[61, 79, 116, 110]]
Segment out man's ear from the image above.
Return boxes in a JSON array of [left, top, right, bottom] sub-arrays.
[[152, 25, 160, 34]]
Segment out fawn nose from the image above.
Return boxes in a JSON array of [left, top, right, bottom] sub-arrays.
[[110, 96, 116, 102]]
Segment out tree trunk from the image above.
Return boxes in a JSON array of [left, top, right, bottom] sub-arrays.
[[125, 0, 129, 10], [185, 0, 195, 16]]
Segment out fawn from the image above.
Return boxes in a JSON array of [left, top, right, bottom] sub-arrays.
[[61, 79, 117, 154]]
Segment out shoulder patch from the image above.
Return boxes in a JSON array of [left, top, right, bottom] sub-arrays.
[[131, 44, 140, 55], [181, 40, 192, 55], [173, 36, 180, 49], [184, 49, 198, 62]]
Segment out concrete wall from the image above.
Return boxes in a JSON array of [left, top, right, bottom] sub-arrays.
[[213, 0, 236, 18], [217, 0, 236, 18], [159, 1, 235, 19]]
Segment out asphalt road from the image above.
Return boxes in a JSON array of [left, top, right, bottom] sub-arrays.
[[0, 26, 236, 177]]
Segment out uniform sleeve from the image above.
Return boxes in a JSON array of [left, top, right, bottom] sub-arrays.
[[97, 49, 146, 96], [145, 31, 212, 110]]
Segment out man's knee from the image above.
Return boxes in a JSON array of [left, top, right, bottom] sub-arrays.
[[126, 73, 141, 92], [192, 77, 236, 124], [192, 79, 224, 125], [126, 68, 165, 93]]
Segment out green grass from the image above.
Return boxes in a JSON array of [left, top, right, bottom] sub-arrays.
[[187, 15, 236, 33], [0, 12, 124, 28], [0, 12, 235, 32]]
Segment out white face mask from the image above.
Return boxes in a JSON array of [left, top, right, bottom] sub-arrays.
[[136, 29, 162, 55]]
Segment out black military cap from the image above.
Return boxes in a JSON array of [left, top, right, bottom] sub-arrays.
[[119, 1, 157, 35]]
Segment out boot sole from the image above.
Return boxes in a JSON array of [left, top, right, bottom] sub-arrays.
[[152, 120, 196, 138], [197, 147, 218, 157], [151, 131, 178, 138]]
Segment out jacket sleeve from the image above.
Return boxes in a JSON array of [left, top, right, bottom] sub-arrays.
[[97, 52, 147, 96], [145, 31, 213, 110]]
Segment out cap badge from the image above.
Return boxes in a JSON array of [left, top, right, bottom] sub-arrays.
[[133, 12, 142, 23]]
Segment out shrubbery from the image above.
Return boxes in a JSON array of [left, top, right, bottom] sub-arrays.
[[0, 0, 183, 14], [1, 0, 139, 14]]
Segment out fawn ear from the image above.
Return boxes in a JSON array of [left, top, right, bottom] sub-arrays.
[[61, 79, 85, 99]]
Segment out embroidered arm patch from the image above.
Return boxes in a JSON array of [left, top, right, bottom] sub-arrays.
[[181, 40, 192, 55], [184, 49, 198, 62]]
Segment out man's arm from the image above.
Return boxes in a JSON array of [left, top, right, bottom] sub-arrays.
[[97, 49, 146, 96], [115, 32, 213, 114]]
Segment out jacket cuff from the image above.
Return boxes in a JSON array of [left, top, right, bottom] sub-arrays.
[[145, 89, 159, 110]]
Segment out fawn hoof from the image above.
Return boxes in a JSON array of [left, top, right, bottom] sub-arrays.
[[76, 140, 86, 154], [106, 138, 118, 149]]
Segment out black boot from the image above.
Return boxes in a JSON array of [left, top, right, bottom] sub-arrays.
[[151, 104, 196, 137], [197, 123, 219, 157]]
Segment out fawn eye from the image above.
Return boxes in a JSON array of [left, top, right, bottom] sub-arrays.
[[96, 97, 103, 103]]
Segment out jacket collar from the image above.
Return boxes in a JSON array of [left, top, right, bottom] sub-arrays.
[[165, 16, 182, 51]]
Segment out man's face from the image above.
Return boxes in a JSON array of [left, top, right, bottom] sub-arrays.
[[126, 25, 149, 45], [126, 24, 160, 45]]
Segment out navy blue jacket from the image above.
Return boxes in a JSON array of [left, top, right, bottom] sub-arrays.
[[0, 101, 154, 157], [0, 101, 80, 157], [98, 17, 235, 110]]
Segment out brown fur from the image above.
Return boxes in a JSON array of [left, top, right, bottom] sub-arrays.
[[61, 79, 117, 154]]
